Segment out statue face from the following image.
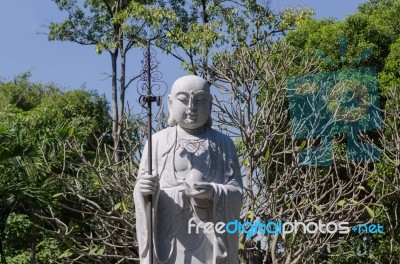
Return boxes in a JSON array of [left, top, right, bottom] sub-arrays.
[[169, 76, 212, 130]]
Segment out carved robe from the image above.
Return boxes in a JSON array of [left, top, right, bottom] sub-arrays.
[[134, 126, 243, 264]]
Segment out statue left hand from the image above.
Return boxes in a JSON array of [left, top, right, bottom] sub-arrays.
[[185, 182, 214, 200]]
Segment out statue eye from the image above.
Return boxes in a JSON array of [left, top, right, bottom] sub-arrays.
[[176, 94, 189, 101], [196, 95, 208, 102], [197, 94, 211, 102]]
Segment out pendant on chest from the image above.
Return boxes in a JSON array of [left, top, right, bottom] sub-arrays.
[[174, 137, 215, 184]]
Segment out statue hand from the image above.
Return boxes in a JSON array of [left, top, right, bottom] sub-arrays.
[[185, 182, 214, 200], [138, 173, 159, 195]]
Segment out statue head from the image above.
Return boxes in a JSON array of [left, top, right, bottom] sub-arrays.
[[168, 75, 212, 129]]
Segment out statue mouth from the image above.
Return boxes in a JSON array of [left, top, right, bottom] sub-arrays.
[[184, 117, 196, 123], [184, 114, 198, 123]]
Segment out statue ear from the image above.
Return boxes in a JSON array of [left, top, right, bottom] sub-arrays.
[[168, 95, 172, 112], [206, 99, 212, 127], [206, 116, 212, 127], [168, 95, 177, 127]]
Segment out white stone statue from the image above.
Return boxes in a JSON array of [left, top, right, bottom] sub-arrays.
[[134, 75, 243, 264]]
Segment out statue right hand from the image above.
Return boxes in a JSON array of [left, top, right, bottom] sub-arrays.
[[138, 173, 159, 195]]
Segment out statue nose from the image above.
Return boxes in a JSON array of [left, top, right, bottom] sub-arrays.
[[187, 96, 196, 111]]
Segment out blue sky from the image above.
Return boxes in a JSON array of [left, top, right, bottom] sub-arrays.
[[0, 0, 367, 108]]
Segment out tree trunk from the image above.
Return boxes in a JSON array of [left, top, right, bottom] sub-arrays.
[[30, 208, 37, 264], [111, 50, 120, 166], [118, 41, 126, 160], [201, 0, 209, 78]]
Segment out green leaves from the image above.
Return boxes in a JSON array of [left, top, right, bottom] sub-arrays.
[[114, 201, 128, 213], [365, 205, 375, 218], [312, 203, 323, 213], [0, 75, 114, 261], [49, 0, 174, 54], [279, 7, 314, 31], [89, 245, 105, 255], [299, 140, 307, 151], [357, 185, 366, 191], [247, 210, 256, 219]]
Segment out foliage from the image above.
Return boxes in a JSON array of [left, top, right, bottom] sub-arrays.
[[280, 0, 400, 262], [0, 74, 142, 263], [4, 213, 66, 264], [157, 0, 314, 76]]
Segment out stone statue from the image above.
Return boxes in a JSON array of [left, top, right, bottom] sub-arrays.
[[134, 75, 243, 264]]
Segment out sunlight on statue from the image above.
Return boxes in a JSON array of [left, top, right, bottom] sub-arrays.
[[134, 75, 243, 264]]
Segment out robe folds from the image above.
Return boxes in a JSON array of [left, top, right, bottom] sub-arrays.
[[134, 126, 243, 264]]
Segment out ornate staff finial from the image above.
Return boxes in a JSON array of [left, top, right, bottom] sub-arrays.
[[138, 41, 167, 108]]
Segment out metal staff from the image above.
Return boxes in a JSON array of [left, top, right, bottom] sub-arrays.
[[139, 41, 162, 264]]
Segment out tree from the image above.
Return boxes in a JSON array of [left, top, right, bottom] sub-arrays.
[[158, 0, 313, 78], [281, 0, 400, 262], [0, 73, 77, 264], [48, 0, 173, 169], [0, 74, 143, 263]]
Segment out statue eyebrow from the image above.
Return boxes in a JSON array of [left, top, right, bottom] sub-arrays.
[[175, 91, 208, 96]]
